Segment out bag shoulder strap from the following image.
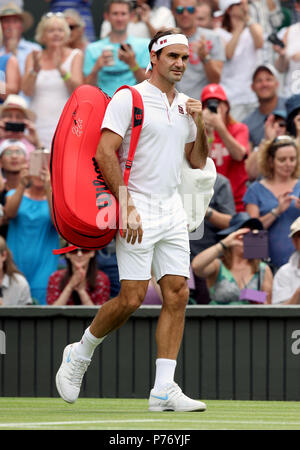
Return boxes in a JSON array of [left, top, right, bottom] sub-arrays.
[[114, 85, 144, 186]]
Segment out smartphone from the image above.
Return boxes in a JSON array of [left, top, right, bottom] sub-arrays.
[[243, 230, 269, 260], [267, 32, 285, 49], [5, 122, 26, 132], [205, 99, 219, 114], [120, 43, 132, 51], [29, 149, 50, 176]]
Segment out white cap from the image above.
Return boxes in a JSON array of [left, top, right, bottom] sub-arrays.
[[0, 139, 27, 157], [219, 0, 241, 13]]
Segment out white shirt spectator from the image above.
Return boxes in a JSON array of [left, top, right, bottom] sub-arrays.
[[272, 251, 300, 304], [1, 273, 32, 306]]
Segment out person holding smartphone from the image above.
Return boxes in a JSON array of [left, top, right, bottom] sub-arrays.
[[191, 212, 273, 305], [202, 83, 249, 212]]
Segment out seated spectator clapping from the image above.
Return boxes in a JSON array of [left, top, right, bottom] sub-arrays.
[[47, 247, 110, 306], [0, 235, 32, 306], [191, 213, 273, 305], [272, 217, 300, 304]]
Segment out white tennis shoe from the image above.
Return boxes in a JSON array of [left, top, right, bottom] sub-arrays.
[[55, 343, 90, 403], [149, 382, 207, 412]]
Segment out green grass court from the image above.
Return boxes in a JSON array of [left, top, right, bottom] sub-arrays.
[[0, 398, 299, 430]]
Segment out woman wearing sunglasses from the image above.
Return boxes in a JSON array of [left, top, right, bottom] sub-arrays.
[[46, 247, 110, 306]]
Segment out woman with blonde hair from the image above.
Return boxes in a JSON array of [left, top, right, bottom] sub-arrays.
[[21, 12, 83, 149], [0, 235, 32, 305], [244, 135, 300, 270]]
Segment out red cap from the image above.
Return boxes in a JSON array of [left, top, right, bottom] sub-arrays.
[[201, 84, 228, 103]]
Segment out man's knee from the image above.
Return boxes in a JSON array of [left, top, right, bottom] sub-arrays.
[[118, 281, 148, 314], [161, 277, 189, 309]]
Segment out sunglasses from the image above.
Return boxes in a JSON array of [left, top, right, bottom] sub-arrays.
[[69, 248, 92, 255], [2, 148, 25, 156], [175, 6, 196, 14], [69, 24, 80, 30], [277, 121, 286, 128]]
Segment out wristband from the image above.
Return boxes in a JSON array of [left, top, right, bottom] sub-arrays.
[[207, 137, 214, 144], [62, 72, 71, 81], [130, 63, 140, 72], [219, 240, 228, 251], [202, 54, 211, 64], [206, 207, 213, 219]]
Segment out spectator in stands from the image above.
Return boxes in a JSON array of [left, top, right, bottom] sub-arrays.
[[45, 0, 96, 42], [0, 94, 41, 153], [286, 94, 300, 147], [0, 52, 20, 103], [243, 64, 286, 149], [272, 216, 300, 304], [246, 108, 287, 181], [22, 12, 84, 150], [191, 212, 273, 304], [202, 83, 249, 212], [190, 173, 235, 304], [4, 164, 59, 305], [84, 0, 149, 98], [273, 18, 300, 97], [100, 0, 176, 39], [64, 8, 88, 52], [172, 0, 225, 100], [248, 0, 284, 64], [47, 247, 110, 306], [0, 235, 32, 305], [244, 135, 300, 270], [96, 240, 120, 298], [0, 3, 41, 75], [195, 1, 214, 29], [217, 0, 264, 120], [0, 139, 27, 237]]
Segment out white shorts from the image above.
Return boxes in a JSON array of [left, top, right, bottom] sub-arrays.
[[116, 191, 190, 282]]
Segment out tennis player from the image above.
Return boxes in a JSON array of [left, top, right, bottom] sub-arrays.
[[56, 27, 209, 412]]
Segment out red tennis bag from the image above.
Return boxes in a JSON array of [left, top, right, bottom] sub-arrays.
[[50, 84, 144, 254]]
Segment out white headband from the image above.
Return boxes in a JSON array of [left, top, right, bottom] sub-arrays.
[[146, 33, 189, 73]]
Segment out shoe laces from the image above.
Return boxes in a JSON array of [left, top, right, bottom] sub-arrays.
[[70, 358, 90, 388]]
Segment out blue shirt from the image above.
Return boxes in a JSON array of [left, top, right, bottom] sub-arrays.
[[6, 191, 59, 305], [243, 97, 286, 148], [243, 180, 300, 269], [0, 38, 41, 75], [83, 35, 150, 98], [0, 53, 10, 104]]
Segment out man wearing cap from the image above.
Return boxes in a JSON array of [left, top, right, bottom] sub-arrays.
[[243, 64, 286, 149], [0, 94, 41, 154], [0, 2, 41, 75], [56, 27, 209, 412], [84, 0, 149, 97], [272, 217, 300, 304], [201, 83, 249, 212], [171, 0, 225, 100]]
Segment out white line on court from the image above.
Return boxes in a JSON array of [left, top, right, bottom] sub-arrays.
[[0, 419, 299, 428]]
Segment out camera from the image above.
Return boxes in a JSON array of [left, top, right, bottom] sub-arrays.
[[205, 99, 219, 114], [29, 149, 50, 176], [243, 230, 269, 260], [267, 32, 285, 49], [5, 122, 26, 132], [131, 0, 138, 9]]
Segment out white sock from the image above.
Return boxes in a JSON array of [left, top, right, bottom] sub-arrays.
[[153, 358, 177, 391], [75, 327, 105, 360]]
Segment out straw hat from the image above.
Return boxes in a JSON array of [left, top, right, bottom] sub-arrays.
[[0, 94, 36, 121], [0, 2, 34, 32]]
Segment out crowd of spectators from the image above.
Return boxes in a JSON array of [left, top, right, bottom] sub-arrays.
[[0, 0, 300, 306]]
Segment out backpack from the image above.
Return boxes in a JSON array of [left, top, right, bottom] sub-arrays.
[[50, 84, 144, 255]]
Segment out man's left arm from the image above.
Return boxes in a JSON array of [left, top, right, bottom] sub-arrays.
[[185, 99, 209, 170], [118, 44, 148, 82], [198, 34, 224, 84]]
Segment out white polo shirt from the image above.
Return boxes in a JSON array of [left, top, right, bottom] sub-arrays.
[[101, 80, 197, 197], [272, 251, 300, 304]]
